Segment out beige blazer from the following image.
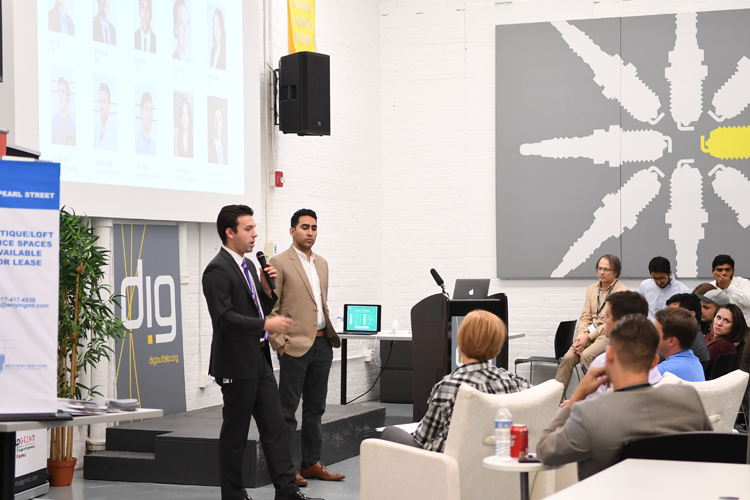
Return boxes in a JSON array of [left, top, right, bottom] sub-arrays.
[[268, 246, 341, 356]]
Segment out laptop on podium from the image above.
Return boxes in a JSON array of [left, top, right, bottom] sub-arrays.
[[453, 279, 490, 299]]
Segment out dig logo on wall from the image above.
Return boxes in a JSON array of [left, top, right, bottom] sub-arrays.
[[496, 9, 750, 279], [114, 225, 186, 415]]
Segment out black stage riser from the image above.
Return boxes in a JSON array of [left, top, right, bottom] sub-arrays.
[[84, 405, 385, 488]]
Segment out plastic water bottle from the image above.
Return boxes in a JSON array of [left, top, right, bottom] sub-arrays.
[[335, 316, 343, 332], [495, 404, 513, 459]]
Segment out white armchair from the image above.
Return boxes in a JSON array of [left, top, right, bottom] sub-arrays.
[[360, 379, 564, 500], [683, 370, 749, 433]]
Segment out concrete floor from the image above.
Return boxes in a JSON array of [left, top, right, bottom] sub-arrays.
[[37, 402, 414, 500]]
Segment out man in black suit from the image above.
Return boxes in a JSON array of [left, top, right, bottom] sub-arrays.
[[203, 204, 322, 500], [134, 0, 156, 53], [93, 0, 117, 45], [48, 0, 75, 35]]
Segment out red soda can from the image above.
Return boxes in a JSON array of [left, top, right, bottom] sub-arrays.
[[510, 425, 528, 459]]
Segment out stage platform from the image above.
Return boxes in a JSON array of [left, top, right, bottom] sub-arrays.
[[84, 403, 386, 488]]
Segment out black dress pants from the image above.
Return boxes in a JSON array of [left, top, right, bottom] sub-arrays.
[[219, 352, 297, 500]]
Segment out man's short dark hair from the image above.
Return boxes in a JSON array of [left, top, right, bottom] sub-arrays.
[[609, 314, 658, 373], [140, 91, 153, 109], [712, 254, 735, 270], [217, 204, 254, 244], [648, 256, 671, 275], [597, 254, 622, 278], [607, 291, 648, 321], [655, 307, 698, 350], [665, 293, 701, 320], [291, 209, 317, 229], [99, 82, 110, 101]]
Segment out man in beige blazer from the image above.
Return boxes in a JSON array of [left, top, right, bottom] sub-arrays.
[[537, 314, 712, 480], [269, 209, 343, 487]]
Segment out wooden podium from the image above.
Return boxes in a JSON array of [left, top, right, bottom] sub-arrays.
[[410, 293, 508, 421]]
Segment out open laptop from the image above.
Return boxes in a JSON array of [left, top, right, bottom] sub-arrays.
[[453, 279, 490, 299], [342, 304, 382, 335]]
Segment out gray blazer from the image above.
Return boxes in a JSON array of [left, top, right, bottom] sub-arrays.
[[536, 384, 712, 480]]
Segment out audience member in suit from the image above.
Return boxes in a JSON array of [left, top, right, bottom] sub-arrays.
[[208, 107, 227, 165], [655, 307, 705, 381], [664, 293, 710, 365], [269, 210, 345, 485], [52, 77, 76, 146], [174, 97, 194, 158], [537, 314, 712, 481], [555, 254, 628, 396], [202, 204, 321, 500], [173, 0, 191, 61], [134, 0, 156, 53], [380, 310, 531, 453], [704, 303, 747, 374], [638, 256, 690, 321], [93, 0, 117, 45], [210, 8, 227, 70], [584, 291, 661, 399], [48, 0, 75, 35]]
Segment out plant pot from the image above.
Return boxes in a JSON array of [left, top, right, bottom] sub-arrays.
[[47, 458, 77, 487]]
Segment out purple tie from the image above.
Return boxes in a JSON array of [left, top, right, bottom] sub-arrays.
[[144, 37, 147, 51], [241, 260, 268, 340]]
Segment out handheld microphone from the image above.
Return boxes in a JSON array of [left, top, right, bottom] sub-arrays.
[[256, 251, 276, 290], [430, 268, 448, 297]]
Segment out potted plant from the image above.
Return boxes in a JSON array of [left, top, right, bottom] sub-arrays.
[[48, 208, 125, 486]]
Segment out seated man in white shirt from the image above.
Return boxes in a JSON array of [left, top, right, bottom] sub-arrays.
[[585, 291, 661, 398], [638, 256, 690, 321]]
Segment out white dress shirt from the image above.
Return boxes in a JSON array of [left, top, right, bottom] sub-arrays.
[[213, 137, 224, 164], [293, 246, 326, 330], [638, 275, 690, 321], [140, 28, 152, 52], [711, 275, 750, 321]]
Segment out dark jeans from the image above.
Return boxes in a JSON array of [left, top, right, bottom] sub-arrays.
[[218, 353, 297, 500], [278, 336, 334, 469], [380, 426, 421, 448]]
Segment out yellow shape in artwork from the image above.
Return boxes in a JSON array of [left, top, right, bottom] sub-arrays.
[[701, 126, 750, 160]]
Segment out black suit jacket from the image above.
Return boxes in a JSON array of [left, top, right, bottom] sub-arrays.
[[135, 29, 157, 53], [203, 248, 276, 380], [48, 7, 75, 35], [207, 138, 227, 165], [93, 16, 117, 45]]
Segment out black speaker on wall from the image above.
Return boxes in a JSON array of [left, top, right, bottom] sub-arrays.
[[279, 52, 330, 136]]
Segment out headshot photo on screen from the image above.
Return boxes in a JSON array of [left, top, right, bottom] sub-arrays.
[[52, 71, 77, 146], [173, 0, 192, 62], [207, 96, 227, 165], [93, 0, 117, 45], [135, 0, 156, 53], [48, 0, 75, 36], [174, 92, 194, 158], [94, 77, 118, 151], [135, 87, 157, 156], [208, 5, 226, 70]]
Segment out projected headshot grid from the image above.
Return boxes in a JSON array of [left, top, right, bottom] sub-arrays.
[[38, 0, 245, 195]]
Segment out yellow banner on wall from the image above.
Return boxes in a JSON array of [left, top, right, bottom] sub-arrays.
[[288, 0, 316, 53]]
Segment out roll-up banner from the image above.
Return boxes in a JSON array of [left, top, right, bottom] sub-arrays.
[[114, 224, 186, 416], [0, 160, 60, 417]]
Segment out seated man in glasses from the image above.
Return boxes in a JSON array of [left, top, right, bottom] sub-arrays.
[[638, 256, 690, 321], [555, 255, 628, 398], [380, 310, 530, 453]]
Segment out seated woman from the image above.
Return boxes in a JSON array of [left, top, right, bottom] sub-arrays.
[[381, 310, 531, 452], [704, 303, 747, 374]]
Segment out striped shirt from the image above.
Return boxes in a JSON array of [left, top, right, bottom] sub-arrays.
[[413, 361, 531, 453]]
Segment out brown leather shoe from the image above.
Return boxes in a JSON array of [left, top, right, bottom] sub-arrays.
[[301, 461, 345, 481], [294, 469, 308, 486]]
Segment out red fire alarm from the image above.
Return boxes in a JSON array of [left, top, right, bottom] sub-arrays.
[[274, 171, 285, 188]]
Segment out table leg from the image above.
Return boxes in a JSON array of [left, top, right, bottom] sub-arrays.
[[1, 431, 16, 500], [341, 338, 348, 405], [520, 471, 529, 500]]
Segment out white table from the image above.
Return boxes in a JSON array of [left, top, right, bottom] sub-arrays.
[[0, 408, 163, 500], [544, 459, 750, 500], [483, 455, 559, 500], [338, 332, 525, 405]]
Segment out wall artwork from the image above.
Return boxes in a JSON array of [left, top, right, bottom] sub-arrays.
[[496, 9, 750, 279]]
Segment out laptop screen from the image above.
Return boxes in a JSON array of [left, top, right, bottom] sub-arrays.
[[453, 279, 490, 299], [343, 304, 382, 334]]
